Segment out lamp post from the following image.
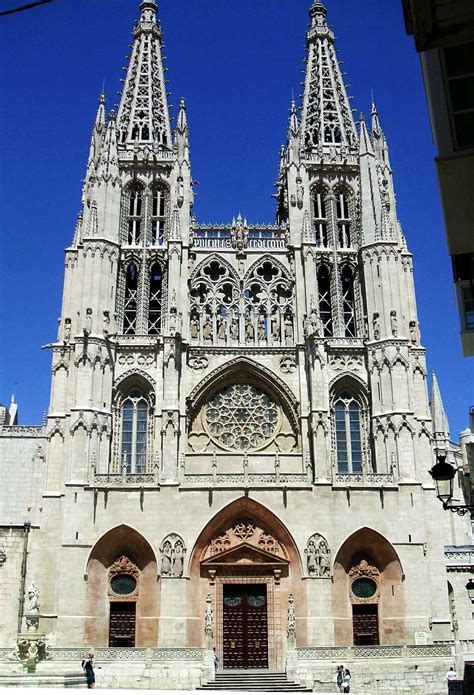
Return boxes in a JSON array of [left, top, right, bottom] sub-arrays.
[[428, 453, 474, 516], [466, 579, 474, 603]]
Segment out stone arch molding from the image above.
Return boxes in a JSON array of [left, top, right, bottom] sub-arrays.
[[187, 356, 299, 422], [188, 496, 303, 578], [114, 368, 156, 392], [190, 253, 239, 284], [332, 526, 404, 577], [159, 533, 186, 578], [84, 523, 158, 579]]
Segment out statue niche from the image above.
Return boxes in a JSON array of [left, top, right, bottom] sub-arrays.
[[305, 533, 331, 577], [160, 534, 186, 578]]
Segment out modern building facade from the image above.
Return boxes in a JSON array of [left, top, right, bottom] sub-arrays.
[[402, 0, 474, 356], [1, 1, 473, 692]]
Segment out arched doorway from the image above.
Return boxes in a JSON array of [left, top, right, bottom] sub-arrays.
[[188, 498, 303, 670], [332, 527, 405, 646], [85, 524, 159, 647]]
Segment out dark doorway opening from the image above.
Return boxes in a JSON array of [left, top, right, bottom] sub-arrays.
[[352, 604, 379, 645], [109, 601, 136, 647], [223, 584, 268, 669]]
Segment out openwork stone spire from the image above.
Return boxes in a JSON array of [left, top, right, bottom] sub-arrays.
[[117, 0, 171, 148], [431, 373, 450, 444], [300, 0, 356, 152]]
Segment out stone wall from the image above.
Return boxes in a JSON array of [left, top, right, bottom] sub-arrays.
[[0, 432, 45, 525], [296, 646, 456, 694], [0, 527, 27, 645]]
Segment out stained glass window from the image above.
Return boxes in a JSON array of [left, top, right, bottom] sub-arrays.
[[110, 574, 137, 595], [351, 578, 377, 599], [121, 390, 148, 473], [204, 384, 279, 451], [334, 391, 362, 473]]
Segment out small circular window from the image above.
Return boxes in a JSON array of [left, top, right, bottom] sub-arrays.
[[110, 574, 137, 595], [351, 577, 377, 599]]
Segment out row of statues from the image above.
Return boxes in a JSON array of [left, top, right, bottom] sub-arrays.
[[190, 309, 295, 345]]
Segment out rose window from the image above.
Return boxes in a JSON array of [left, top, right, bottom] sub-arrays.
[[203, 384, 279, 451]]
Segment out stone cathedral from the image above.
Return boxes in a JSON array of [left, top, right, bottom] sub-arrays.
[[1, 1, 473, 692]]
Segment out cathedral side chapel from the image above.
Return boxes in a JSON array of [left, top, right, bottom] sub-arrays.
[[0, 1, 473, 692]]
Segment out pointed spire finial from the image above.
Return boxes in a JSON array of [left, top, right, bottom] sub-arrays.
[[117, 0, 170, 147], [371, 99, 382, 135], [431, 372, 450, 440], [301, 0, 356, 153], [309, 0, 327, 18]]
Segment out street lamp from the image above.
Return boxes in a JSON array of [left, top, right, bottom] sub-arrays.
[[429, 453, 474, 516], [466, 579, 474, 603]]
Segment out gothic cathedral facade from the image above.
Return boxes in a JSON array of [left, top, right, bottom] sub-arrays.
[[1, 1, 472, 692]]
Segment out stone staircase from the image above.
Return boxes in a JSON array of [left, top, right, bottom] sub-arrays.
[[197, 670, 312, 691]]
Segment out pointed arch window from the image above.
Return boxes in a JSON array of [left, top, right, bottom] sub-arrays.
[[189, 258, 240, 345], [127, 189, 143, 245], [336, 192, 351, 248], [121, 390, 148, 474], [317, 265, 333, 336], [334, 391, 362, 474], [124, 263, 139, 335], [341, 265, 356, 337], [313, 189, 328, 248], [151, 188, 167, 245], [148, 263, 162, 335]]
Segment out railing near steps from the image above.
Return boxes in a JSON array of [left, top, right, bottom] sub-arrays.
[[0, 644, 454, 663], [4, 647, 206, 662], [297, 643, 454, 660]]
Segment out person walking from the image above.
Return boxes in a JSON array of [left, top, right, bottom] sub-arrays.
[[336, 665, 344, 692], [342, 668, 351, 693], [82, 652, 96, 689]]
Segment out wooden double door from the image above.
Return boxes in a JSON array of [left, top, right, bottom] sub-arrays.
[[222, 584, 268, 669], [352, 604, 379, 645], [109, 602, 136, 647]]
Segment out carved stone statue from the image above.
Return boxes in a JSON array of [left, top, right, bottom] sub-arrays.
[[204, 593, 214, 637], [409, 320, 418, 344], [27, 583, 40, 613], [258, 314, 266, 341], [372, 312, 380, 340], [190, 314, 199, 340], [287, 593, 296, 638], [217, 313, 227, 340], [246, 315, 254, 341], [284, 314, 293, 343], [84, 307, 92, 335], [161, 534, 186, 578], [390, 309, 398, 337], [306, 540, 317, 575], [172, 539, 185, 578], [177, 175, 184, 207], [202, 314, 213, 342], [296, 175, 304, 208], [271, 314, 280, 341], [102, 310, 110, 337], [63, 317, 71, 342], [160, 540, 172, 576], [230, 312, 239, 340]]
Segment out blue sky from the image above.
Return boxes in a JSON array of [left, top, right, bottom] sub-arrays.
[[0, 0, 472, 437]]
